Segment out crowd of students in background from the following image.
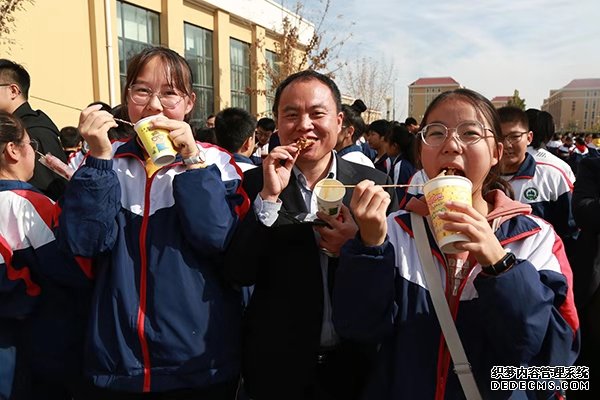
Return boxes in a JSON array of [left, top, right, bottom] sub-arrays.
[[1, 48, 599, 400]]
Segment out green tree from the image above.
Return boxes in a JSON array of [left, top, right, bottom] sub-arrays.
[[506, 89, 526, 110]]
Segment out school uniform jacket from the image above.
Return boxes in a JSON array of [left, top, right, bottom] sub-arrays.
[[0, 180, 91, 381], [505, 152, 577, 242], [56, 138, 249, 392], [333, 190, 580, 400]]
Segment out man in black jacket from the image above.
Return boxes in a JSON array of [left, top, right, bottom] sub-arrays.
[[0, 59, 67, 200], [225, 70, 397, 400]]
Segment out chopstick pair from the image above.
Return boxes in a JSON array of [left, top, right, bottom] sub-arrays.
[[319, 183, 423, 188]]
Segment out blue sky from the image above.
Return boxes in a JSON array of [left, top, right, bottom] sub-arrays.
[[290, 0, 600, 120]]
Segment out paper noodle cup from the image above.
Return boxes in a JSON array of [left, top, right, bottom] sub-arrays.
[[314, 178, 346, 218], [423, 175, 472, 254], [134, 115, 176, 166]]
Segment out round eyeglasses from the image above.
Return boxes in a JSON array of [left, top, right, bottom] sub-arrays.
[[502, 131, 529, 144], [128, 84, 186, 109], [419, 120, 495, 147]]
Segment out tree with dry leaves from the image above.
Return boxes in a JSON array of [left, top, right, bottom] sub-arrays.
[[252, 0, 351, 98], [0, 0, 35, 51], [340, 56, 396, 120]]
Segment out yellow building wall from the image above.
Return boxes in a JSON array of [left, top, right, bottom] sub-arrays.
[[0, 0, 280, 129], [1, 0, 96, 129]]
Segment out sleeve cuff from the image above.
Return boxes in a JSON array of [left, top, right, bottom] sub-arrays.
[[84, 156, 114, 170], [253, 194, 282, 227]]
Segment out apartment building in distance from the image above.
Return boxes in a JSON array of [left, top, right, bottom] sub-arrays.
[[542, 79, 600, 132], [407, 77, 460, 123], [491, 96, 511, 108], [0, 0, 313, 129]]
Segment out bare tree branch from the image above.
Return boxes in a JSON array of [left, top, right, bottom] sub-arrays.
[[341, 56, 396, 115], [0, 0, 35, 52]]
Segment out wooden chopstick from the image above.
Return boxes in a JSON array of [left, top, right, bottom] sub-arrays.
[[319, 183, 423, 188]]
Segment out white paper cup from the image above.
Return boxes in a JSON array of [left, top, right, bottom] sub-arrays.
[[423, 175, 472, 254], [134, 115, 176, 166], [314, 178, 346, 218]]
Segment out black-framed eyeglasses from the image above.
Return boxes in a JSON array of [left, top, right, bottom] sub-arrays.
[[502, 131, 529, 144], [419, 120, 495, 147], [128, 84, 186, 109]]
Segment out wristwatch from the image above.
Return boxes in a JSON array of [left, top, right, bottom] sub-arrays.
[[183, 150, 206, 166], [481, 252, 516, 276]]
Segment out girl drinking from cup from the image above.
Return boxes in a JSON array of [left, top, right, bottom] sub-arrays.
[[57, 47, 248, 399], [333, 89, 579, 399]]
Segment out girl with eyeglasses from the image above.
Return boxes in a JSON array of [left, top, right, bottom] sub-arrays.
[[0, 111, 92, 399], [333, 89, 579, 399], [57, 47, 249, 399]]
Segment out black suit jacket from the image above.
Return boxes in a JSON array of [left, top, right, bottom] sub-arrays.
[[14, 102, 68, 200], [224, 155, 397, 399]]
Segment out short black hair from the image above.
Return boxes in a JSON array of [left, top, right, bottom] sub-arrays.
[[257, 117, 275, 132], [368, 119, 391, 136], [214, 107, 257, 153], [195, 127, 216, 144], [405, 117, 418, 125], [498, 106, 529, 130], [272, 70, 341, 118], [59, 126, 82, 148], [0, 59, 31, 99]]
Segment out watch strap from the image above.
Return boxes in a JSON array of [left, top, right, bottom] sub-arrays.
[[482, 252, 516, 276], [183, 150, 206, 165]]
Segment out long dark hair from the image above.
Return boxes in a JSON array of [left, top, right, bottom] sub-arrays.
[[416, 88, 513, 198]]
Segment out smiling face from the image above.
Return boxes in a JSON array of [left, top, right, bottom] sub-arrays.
[[276, 78, 343, 168], [126, 56, 195, 124], [420, 98, 502, 198]]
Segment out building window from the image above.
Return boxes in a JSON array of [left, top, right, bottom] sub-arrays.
[[185, 23, 214, 127], [264, 50, 278, 117], [117, 1, 160, 94], [230, 38, 251, 111]]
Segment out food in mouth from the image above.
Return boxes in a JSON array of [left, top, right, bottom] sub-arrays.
[[294, 137, 316, 151], [437, 167, 465, 177]]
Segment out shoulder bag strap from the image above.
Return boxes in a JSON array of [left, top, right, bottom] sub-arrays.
[[410, 212, 482, 400]]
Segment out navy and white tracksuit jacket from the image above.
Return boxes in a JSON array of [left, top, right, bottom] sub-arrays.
[[504, 152, 577, 242], [333, 190, 579, 400], [57, 139, 249, 393], [1, 180, 91, 398]]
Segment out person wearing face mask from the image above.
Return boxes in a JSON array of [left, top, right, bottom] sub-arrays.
[[333, 89, 579, 400], [57, 47, 249, 399]]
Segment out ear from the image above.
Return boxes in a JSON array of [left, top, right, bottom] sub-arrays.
[[3, 141, 22, 162], [9, 83, 22, 100], [184, 91, 196, 116], [345, 125, 355, 139], [336, 111, 343, 131], [526, 130, 534, 145], [492, 141, 503, 167], [241, 135, 253, 152]]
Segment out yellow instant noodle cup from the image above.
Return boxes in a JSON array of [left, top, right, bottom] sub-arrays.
[[314, 178, 346, 218], [134, 115, 177, 166], [423, 175, 472, 254]]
